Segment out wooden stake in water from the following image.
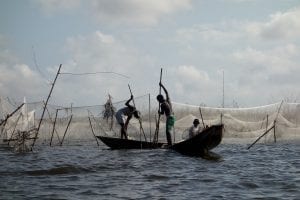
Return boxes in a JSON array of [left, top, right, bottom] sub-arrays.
[[199, 107, 205, 128], [88, 116, 100, 146], [0, 103, 24, 127], [60, 114, 73, 146], [50, 109, 59, 146], [31, 64, 62, 150]]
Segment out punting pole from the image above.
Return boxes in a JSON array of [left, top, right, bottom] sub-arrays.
[[128, 84, 147, 142], [31, 64, 62, 150], [153, 68, 163, 143]]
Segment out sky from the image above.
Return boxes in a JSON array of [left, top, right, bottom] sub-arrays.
[[0, 0, 300, 108]]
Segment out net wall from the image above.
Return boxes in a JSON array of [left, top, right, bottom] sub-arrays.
[[1, 96, 300, 146]]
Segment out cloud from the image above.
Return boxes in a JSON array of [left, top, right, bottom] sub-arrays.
[[0, 35, 62, 103], [246, 7, 300, 39], [63, 31, 138, 74], [91, 0, 191, 26], [170, 65, 221, 105], [0, 62, 47, 101], [56, 31, 160, 105], [32, 0, 81, 13], [33, 0, 191, 26], [232, 44, 299, 74], [176, 65, 209, 82]]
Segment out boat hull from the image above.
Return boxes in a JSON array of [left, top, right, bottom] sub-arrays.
[[96, 136, 165, 149], [96, 124, 223, 156], [170, 124, 223, 156]]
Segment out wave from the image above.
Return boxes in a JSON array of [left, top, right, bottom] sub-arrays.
[[25, 165, 91, 176]]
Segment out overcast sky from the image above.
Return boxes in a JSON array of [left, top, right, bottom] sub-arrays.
[[1, 0, 300, 108]]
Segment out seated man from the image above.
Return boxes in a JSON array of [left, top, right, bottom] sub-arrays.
[[115, 95, 140, 139], [188, 119, 202, 138]]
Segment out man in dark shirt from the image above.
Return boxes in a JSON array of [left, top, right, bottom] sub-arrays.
[[157, 82, 175, 145], [115, 95, 140, 139]]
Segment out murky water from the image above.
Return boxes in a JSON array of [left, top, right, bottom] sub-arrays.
[[0, 141, 299, 200]]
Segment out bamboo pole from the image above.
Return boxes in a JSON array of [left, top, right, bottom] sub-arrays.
[[50, 109, 59, 146], [31, 64, 62, 150], [44, 102, 61, 144], [153, 68, 163, 143], [199, 107, 205, 128], [264, 115, 269, 143], [148, 93, 152, 142], [220, 113, 223, 124], [60, 114, 73, 146], [272, 100, 283, 143], [88, 116, 100, 146], [247, 124, 275, 150], [0, 103, 24, 127], [128, 84, 147, 142], [7, 113, 22, 146], [273, 121, 277, 143]]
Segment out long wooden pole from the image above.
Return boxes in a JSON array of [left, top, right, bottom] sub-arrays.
[[0, 103, 24, 127], [50, 109, 59, 146], [31, 64, 62, 150], [148, 93, 152, 142], [247, 124, 275, 150], [128, 84, 147, 142], [60, 114, 73, 146], [153, 68, 162, 143], [88, 116, 100, 146], [199, 107, 205, 128]]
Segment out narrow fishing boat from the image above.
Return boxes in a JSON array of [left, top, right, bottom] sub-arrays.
[[96, 124, 223, 155], [96, 136, 165, 149], [170, 124, 223, 156]]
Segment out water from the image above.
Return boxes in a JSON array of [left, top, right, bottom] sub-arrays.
[[0, 141, 299, 200]]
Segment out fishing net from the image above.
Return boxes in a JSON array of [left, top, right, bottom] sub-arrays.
[[1, 95, 300, 148]]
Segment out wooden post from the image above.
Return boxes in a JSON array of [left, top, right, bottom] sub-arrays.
[[220, 113, 223, 124], [50, 109, 59, 146], [8, 113, 22, 146], [199, 107, 205, 128], [0, 103, 24, 127], [264, 115, 269, 143], [148, 93, 152, 142], [31, 64, 62, 150], [247, 124, 275, 150], [88, 116, 100, 146], [60, 114, 73, 146], [273, 120, 277, 143]]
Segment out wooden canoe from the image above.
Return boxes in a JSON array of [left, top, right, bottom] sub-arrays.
[[96, 136, 165, 149], [96, 124, 223, 156], [170, 124, 223, 156]]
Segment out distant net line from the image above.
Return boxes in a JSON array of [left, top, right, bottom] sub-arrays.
[[60, 72, 130, 79]]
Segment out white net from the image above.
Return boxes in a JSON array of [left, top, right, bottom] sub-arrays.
[[1, 95, 300, 147]]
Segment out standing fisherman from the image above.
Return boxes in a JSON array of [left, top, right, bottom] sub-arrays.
[[156, 82, 175, 145], [115, 95, 140, 139]]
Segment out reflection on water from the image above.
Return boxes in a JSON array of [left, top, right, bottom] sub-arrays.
[[0, 142, 299, 200]]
